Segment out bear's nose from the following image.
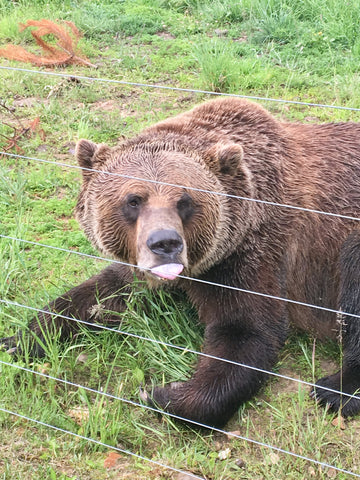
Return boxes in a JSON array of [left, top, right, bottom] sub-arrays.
[[146, 229, 183, 257]]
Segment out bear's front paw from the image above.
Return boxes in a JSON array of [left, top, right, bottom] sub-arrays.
[[311, 373, 360, 418], [140, 382, 184, 412], [139, 381, 234, 428], [139, 382, 211, 427]]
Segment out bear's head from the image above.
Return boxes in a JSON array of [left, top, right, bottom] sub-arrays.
[[74, 138, 245, 284]]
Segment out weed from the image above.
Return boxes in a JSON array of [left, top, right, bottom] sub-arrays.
[[193, 38, 242, 92]]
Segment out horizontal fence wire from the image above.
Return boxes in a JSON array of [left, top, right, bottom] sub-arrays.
[[1, 296, 360, 404], [1, 359, 360, 478], [1, 234, 360, 324], [2, 64, 360, 112], [1, 151, 360, 223], [1, 63, 360, 477], [0, 407, 205, 480]]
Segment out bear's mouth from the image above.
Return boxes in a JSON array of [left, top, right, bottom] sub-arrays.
[[150, 263, 184, 281]]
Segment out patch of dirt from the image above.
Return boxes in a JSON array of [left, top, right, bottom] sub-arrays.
[[156, 31, 176, 40], [12, 96, 48, 108], [36, 144, 50, 153], [233, 34, 248, 43], [61, 141, 76, 155], [90, 99, 136, 118], [270, 366, 306, 395], [318, 358, 338, 376], [91, 100, 119, 112]]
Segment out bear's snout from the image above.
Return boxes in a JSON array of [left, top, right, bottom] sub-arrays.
[[146, 229, 183, 259]]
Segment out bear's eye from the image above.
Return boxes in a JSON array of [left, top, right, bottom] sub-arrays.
[[127, 195, 142, 208], [122, 194, 143, 223], [177, 193, 195, 223]]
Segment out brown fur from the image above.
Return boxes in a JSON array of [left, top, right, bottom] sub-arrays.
[[2, 98, 360, 427]]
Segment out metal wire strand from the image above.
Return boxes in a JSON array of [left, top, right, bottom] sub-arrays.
[[1, 297, 360, 403], [2, 64, 360, 112], [1, 151, 359, 222], [0, 360, 359, 478], [0, 404, 206, 480], [1, 234, 360, 323]]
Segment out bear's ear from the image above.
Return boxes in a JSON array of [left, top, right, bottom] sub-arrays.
[[206, 142, 244, 176], [76, 139, 111, 180], [76, 139, 98, 170]]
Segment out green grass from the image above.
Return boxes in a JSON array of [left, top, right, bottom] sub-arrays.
[[1, 0, 360, 478]]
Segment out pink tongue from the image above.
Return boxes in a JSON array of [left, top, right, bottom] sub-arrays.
[[151, 263, 184, 280]]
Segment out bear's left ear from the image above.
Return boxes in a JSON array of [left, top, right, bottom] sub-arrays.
[[206, 142, 244, 176]]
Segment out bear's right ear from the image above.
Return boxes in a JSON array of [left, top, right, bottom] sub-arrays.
[[76, 139, 111, 181], [76, 139, 98, 170]]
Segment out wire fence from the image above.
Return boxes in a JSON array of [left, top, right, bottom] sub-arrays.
[[1, 232, 360, 323], [2, 64, 360, 112], [0, 406, 206, 480], [2, 151, 360, 223], [1, 64, 360, 478], [1, 359, 360, 479], [1, 296, 360, 404]]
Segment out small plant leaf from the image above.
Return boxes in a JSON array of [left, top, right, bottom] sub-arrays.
[[268, 451, 281, 465], [327, 467, 337, 478], [218, 447, 231, 460]]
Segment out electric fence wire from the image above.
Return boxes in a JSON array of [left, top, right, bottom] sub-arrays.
[[0, 407, 206, 480], [1, 151, 360, 223], [2, 64, 360, 112], [1, 233, 360, 324], [1, 63, 360, 476], [1, 359, 360, 479], [1, 296, 360, 403]]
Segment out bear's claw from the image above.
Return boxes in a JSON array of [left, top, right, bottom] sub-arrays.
[[139, 386, 150, 403], [0, 336, 18, 355]]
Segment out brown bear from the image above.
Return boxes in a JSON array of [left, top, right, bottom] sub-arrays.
[[1, 97, 360, 428]]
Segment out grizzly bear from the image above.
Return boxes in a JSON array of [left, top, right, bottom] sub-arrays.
[[1, 98, 360, 428]]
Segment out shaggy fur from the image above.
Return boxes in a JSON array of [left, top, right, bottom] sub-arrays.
[[2, 98, 360, 428]]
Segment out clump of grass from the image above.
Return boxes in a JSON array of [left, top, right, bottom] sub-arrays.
[[193, 38, 242, 92], [117, 284, 203, 383], [198, 0, 245, 23], [252, 10, 299, 45], [155, 0, 199, 13], [193, 38, 277, 93]]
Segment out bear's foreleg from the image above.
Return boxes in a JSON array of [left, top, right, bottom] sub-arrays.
[[147, 298, 288, 429], [312, 231, 360, 418], [0, 263, 134, 357]]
